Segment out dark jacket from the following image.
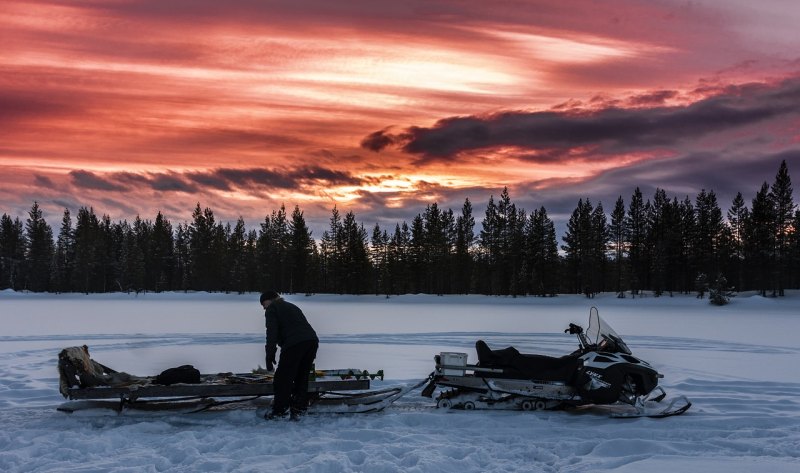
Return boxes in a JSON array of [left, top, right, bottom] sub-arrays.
[[265, 298, 318, 362]]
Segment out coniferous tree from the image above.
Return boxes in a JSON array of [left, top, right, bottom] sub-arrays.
[[341, 211, 369, 294], [789, 209, 800, 289], [726, 192, 748, 291], [266, 205, 290, 292], [0, 214, 26, 290], [663, 197, 685, 295], [188, 204, 216, 291], [770, 160, 794, 296], [524, 206, 558, 296], [244, 229, 259, 293], [25, 202, 54, 292], [150, 212, 174, 292], [423, 203, 453, 295], [490, 187, 526, 295], [173, 223, 190, 291], [98, 215, 120, 292], [562, 199, 595, 296], [72, 207, 103, 293], [610, 196, 627, 297], [590, 201, 609, 296], [625, 188, 648, 296], [648, 190, 668, 296], [319, 206, 343, 293], [52, 209, 75, 293], [370, 223, 389, 296], [507, 204, 526, 297], [132, 216, 151, 292], [228, 217, 248, 294], [478, 195, 501, 294], [120, 220, 145, 292], [745, 183, 775, 296], [677, 196, 697, 293], [694, 189, 724, 284], [454, 198, 475, 294], [288, 206, 313, 294], [388, 222, 411, 295]]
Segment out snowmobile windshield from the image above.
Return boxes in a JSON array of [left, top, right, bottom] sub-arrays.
[[586, 308, 632, 355]]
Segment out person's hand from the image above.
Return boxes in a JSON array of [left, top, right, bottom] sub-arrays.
[[266, 355, 275, 372]]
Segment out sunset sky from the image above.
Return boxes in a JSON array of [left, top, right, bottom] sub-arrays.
[[3, 0, 800, 237]]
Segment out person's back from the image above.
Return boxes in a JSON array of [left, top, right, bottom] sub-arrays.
[[266, 298, 318, 349]]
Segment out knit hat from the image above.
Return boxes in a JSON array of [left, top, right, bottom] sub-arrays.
[[260, 291, 280, 304]]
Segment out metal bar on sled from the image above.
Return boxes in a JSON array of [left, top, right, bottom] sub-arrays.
[[65, 378, 371, 402]]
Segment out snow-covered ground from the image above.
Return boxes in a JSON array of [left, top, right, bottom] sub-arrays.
[[1, 291, 799, 472]]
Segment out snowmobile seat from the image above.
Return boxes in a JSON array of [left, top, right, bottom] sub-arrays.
[[475, 340, 580, 382]]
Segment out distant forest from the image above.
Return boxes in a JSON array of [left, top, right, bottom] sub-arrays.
[[1, 161, 798, 300]]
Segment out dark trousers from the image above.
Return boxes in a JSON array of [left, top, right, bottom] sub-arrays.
[[272, 339, 318, 414]]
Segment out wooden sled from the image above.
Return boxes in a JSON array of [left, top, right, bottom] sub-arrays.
[[57, 345, 375, 414]]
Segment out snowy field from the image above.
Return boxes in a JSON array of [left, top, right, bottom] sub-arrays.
[[1, 291, 799, 472]]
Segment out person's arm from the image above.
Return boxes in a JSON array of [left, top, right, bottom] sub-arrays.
[[265, 309, 278, 371]]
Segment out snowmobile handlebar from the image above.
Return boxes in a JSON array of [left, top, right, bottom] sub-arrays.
[[565, 323, 583, 335]]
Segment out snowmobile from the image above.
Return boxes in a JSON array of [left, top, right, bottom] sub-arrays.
[[421, 307, 691, 418]]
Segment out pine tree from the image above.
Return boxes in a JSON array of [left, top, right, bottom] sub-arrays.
[[454, 198, 475, 294], [610, 196, 627, 297], [677, 197, 697, 294], [132, 216, 151, 292], [409, 214, 426, 293], [478, 195, 500, 294], [52, 209, 75, 293], [228, 217, 248, 293], [423, 203, 453, 295], [245, 230, 259, 293], [151, 212, 175, 292], [122, 220, 145, 292], [709, 274, 734, 306], [288, 206, 313, 294], [625, 188, 648, 296], [73, 207, 103, 293], [745, 183, 775, 296], [562, 199, 596, 295], [770, 160, 794, 296], [370, 223, 389, 296], [341, 211, 369, 294], [694, 189, 724, 284], [173, 223, 191, 291], [388, 223, 411, 295], [0, 214, 26, 290], [726, 192, 748, 291], [524, 206, 558, 296], [24, 202, 54, 292], [188, 204, 216, 291], [590, 201, 609, 296], [319, 206, 343, 293]]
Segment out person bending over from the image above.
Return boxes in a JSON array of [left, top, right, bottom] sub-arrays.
[[260, 291, 319, 420]]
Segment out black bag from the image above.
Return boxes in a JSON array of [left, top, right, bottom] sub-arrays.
[[154, 365, 201, 385]]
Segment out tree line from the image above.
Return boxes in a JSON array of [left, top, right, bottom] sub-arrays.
[[1, 161, 797, 299]]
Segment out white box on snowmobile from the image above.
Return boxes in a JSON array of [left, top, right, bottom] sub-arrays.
[[439, 352, 468, 376]]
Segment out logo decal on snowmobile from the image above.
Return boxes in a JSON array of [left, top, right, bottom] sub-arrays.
[[584, 370, 611, 391]]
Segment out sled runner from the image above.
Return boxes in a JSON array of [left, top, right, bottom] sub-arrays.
[[421, 307, 692, 418], [57, 345, 388, 414]]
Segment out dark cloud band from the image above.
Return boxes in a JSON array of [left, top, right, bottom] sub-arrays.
[[363, 77, 800, 162]]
